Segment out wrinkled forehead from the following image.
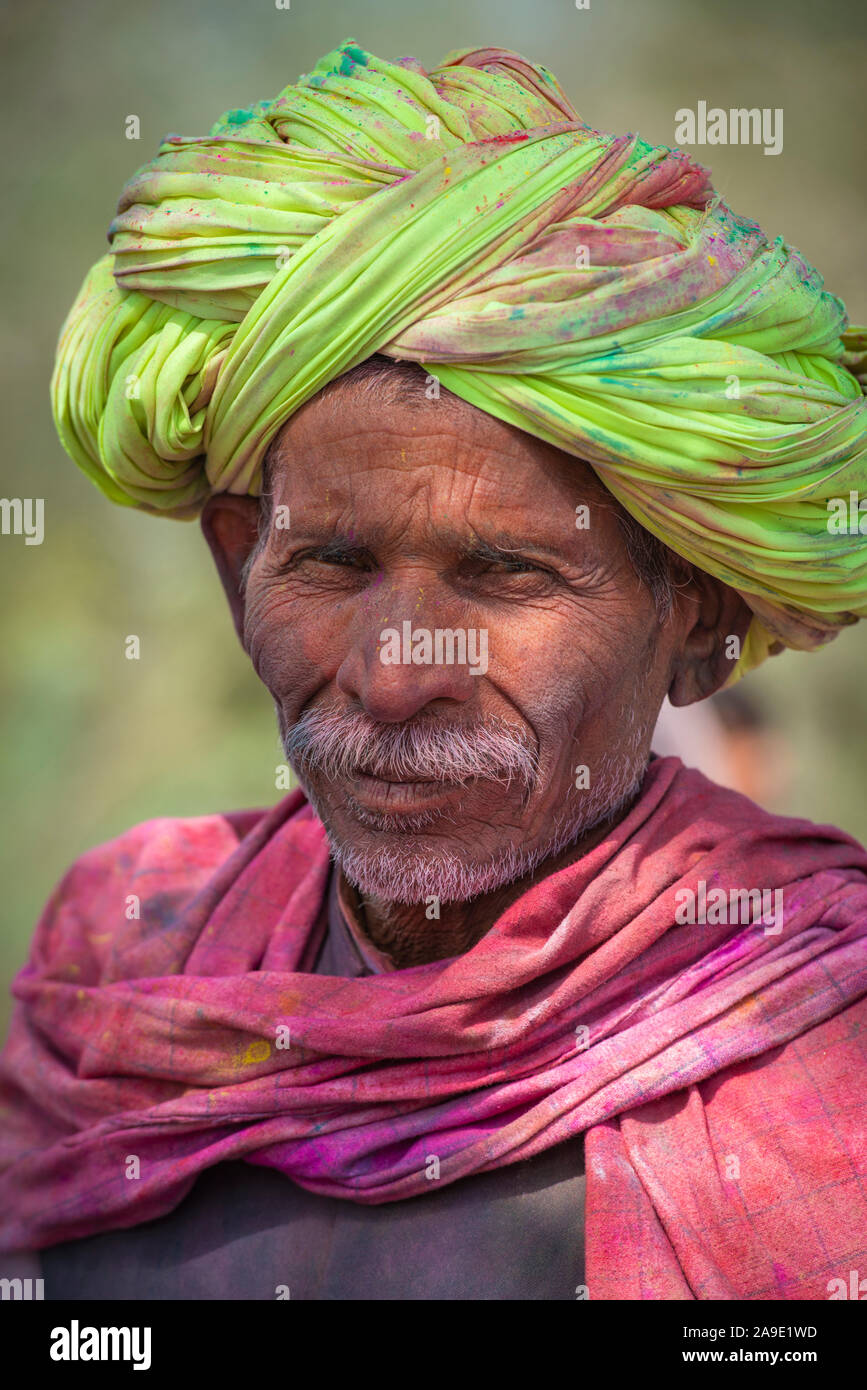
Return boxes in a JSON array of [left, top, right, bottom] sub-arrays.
[[264, 372, 612, 520]]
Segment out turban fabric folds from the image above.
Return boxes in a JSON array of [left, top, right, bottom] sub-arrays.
[[51, 39, 867, 677]]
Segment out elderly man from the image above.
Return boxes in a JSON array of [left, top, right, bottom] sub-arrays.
[[2, 39, 866, 1302]]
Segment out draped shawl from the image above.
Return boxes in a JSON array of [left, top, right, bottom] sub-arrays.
[[1, 758, 866, 1299]]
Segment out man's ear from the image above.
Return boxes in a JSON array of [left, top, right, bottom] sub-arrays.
[[667, 567, 753, 706], [200, 494, 261, 646]]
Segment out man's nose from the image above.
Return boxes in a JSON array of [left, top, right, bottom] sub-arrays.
[[335, 609, 483, 724]]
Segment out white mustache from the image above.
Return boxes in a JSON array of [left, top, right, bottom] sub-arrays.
[[283, 706, 538, 790]]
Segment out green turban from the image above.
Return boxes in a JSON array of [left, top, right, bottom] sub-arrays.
[[51, 38, 867, 679]]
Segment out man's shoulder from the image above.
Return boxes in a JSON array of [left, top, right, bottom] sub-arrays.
[[59, 805, 267, 893], [28, 795, 308, 971], [662, 756, 867, 857]]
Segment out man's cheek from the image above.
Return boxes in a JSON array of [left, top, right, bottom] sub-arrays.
[[245, 592, 331, 703], [492, 608, 602, 716]]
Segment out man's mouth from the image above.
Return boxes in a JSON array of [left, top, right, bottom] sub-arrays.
[[356, 767, 435, 784], [348, 769, 473, 813]]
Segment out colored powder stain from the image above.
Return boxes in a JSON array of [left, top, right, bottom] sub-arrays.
[[737, 992, 762, 1017], [226, 109, 253, 125], [772, 1261, 790, 1290], [243, 1039, 271, 1065], [510, 307, 526, 320], [338, 53, 356, 77], [708, 255, 717, 267]]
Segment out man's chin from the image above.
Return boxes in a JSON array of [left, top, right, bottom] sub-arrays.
[[332, 841, 512, 907], [316, 810, 481, 904], [326, 818, 584, 907], [295, 761, 647, 906]]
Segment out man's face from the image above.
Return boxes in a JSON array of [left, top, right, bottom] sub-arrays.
[[236, 384, 688, 904]]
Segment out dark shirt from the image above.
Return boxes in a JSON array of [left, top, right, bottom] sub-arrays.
[[40, 871, 586, 1300]]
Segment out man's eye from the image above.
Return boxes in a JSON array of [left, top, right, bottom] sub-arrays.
[[318, 553, 362, 568], [296, 549, 372, 570], [496, 559, 545, 574], [480, 557, 550, 577]]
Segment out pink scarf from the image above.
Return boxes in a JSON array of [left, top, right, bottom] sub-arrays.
[[2, 756, 866, 1298]]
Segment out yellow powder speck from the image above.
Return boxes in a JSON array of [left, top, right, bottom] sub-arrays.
[[708, 255, 717, 266], [243, 1039, 272, 1065]]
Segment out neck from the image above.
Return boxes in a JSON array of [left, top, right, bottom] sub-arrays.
[[345, 795, 640, 969]]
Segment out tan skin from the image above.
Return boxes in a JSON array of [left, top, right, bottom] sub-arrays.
[[202, 383, 752, 968]]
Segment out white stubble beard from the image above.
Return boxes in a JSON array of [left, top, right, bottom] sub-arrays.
[[283, 700, 652, 906]]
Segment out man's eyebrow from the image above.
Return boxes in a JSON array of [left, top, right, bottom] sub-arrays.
[[459, 523, 575, 564], [307, 536, 369, 562], [275, 522, 575, 561], [462, 536, 568, 563], [269, 526, 371, 556]]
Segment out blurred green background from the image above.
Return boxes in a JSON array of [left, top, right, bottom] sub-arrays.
[[1, 0, 865, 1039]]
